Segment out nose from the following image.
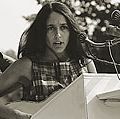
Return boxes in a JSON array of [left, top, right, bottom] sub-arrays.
[[55, 28, 61, 38]]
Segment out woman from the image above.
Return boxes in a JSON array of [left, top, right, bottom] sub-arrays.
[[0, 2, 97, 118]]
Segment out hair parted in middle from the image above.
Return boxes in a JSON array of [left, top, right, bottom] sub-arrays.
[[18, 2, 87, 61]]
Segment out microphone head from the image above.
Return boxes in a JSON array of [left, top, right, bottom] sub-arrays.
[[78, 32, 87, 43], [111, 10, 120, 23]]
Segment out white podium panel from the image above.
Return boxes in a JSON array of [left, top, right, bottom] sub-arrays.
[[32, 74, 87, 119], [84, 73, 120, 119]]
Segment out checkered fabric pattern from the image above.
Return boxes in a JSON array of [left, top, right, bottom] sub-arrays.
[[22, 58, 83, 102]]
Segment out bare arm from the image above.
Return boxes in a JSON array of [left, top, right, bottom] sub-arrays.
[[85, 59, 97, 73], [0, 57, 32, 97], [82, 58, 97, 73], [0, 105, 31, 119]]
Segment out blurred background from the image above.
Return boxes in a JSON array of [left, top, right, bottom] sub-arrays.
[[0, 0, 120, 73]]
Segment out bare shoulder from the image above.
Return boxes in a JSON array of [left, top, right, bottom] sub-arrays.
[[15, 57, 32, 68]]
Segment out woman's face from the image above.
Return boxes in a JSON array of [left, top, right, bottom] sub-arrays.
[[46, 12, 70, 54]]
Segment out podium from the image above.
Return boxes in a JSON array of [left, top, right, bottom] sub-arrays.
[[84, 73, 120, 119], [8, 74, 87, 119], [7, 73, 120, 119]]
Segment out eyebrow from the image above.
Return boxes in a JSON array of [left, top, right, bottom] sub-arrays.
[[47, 23, 68, 27]]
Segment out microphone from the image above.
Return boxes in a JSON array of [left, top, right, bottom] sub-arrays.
[[111, 10, 120, 26], [79, 31, 120, 48], [78, 32, 87, 43], [79, 32, 108, 47]]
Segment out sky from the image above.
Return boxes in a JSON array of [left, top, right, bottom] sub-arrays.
[[0, 0, 41, 54], [0, 0, 119, 54]]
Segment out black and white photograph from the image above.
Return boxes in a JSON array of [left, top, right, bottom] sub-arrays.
[[0, 0, 120, 119]]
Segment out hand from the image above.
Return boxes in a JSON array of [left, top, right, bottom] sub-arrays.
[[0, 105, 32, 119], [15, 109, 32, 119]]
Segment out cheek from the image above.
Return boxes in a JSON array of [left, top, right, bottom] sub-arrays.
[[46, 33, 53, 46]]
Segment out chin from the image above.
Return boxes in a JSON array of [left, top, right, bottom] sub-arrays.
[[57, 47, 65, 52], [55, 50, 64, 54]]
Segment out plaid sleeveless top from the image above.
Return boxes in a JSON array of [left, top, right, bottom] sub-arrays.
[[22, 57, 83, 102]]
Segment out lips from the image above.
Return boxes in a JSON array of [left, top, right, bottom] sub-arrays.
[[52, 41, 65, 52], [53, 41, 64, 45]]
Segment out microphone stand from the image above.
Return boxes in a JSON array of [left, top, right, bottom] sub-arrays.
[[82, 36, 120, 66], [84, 37, 120, 48], [83, 36, 120, 79]]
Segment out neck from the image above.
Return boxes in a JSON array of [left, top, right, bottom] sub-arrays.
[[43, 47, 69, 62]]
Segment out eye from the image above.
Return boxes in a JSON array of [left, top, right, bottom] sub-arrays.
[[47, 26, 55, 32], [60, 25, 69, 31]]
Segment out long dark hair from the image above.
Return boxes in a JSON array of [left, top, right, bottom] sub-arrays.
[[17, 2, 87, 61]]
